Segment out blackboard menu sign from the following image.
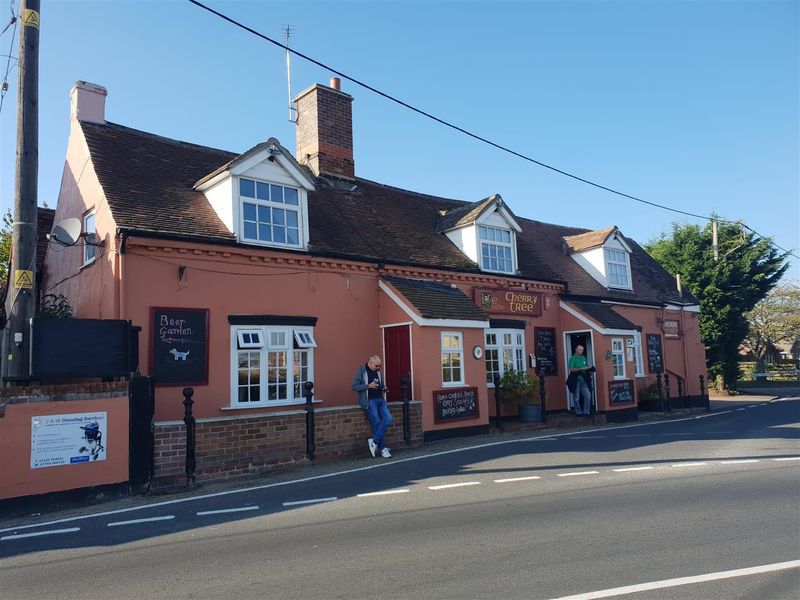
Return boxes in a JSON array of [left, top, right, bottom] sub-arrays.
[[434, 387, 479, 423], [609, 379, 634, 405], [150, 307, 209, 386], [534, 327, 558, 376], [646, 334, 663, 374]]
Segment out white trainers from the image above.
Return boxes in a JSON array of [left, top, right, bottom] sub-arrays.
[[381, 447, 392, 458], [367, 438, 377, 458]]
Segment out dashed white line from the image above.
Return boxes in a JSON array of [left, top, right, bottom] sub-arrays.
[[494, 475, 542, 483], [558, 471, 600, 477], [736, 408, 747, 411], [357, 489, 410, 497], [428, 482, 481, 490], [613, 466, 654, 472], [1, 527, 80, 541], [196, 506, 259, 516], [773, 457, 800, 462], [720, 460, 760, 465], [671, 462, 708, 468], [107, 515, 175, 527], [282, 497, 337, 506]]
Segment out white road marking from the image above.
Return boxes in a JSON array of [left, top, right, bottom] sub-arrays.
[[557, 471, 600, 477], [613, 466, 654, 472], [736, 408, 747, 411], [568, 435, 607, 439], [616, 434, 651, 438], [773, 456, 800, 461], [494, 475, 542, 483], [550, 559, 800, 600], [282, 497, 337, 507], [357, 489, 410, 497], [1, 527, 80, 541], [196, 506, 259, 516], [428, 482, 481, 490], [107, 515, 175, 527], [671, 462, 708, 468], [720, 459, 760, 465]]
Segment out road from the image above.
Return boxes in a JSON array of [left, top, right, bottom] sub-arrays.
[[1, 398, 798, 599]]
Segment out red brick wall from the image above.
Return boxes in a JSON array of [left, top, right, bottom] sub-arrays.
[[153, 402, 422, 488], [295, 83, 355, 178]]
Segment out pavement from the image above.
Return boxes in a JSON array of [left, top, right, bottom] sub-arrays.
[[1, 387, 796, 529]]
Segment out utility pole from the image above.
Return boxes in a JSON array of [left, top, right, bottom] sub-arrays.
[[2, 0, 39, 383]]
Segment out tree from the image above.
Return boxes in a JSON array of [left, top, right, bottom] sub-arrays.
[[646, 220, 788, 389], [744, 284, 800, 369]]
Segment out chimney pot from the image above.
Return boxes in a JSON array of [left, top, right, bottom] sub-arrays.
[[330, 77, 341, 91]]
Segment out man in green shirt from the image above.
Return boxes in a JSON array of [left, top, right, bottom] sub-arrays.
[[567, 345, 592, 415]]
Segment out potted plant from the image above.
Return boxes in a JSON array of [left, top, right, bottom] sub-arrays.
[[500, 369, 543, 422]]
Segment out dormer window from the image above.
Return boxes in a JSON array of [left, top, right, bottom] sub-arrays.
[[479, 225, 514, 273], [240, 178, 301, 247], [605, 248, 631, 289]]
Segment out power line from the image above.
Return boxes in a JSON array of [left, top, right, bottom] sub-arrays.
[[186, 0, 798, 261], [0, 0, 17, 115]]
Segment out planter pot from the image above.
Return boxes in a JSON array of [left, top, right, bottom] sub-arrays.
[[518, 403, 542, 423]]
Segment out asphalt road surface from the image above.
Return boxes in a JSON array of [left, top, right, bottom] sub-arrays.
[[1, 398, 798, 600]]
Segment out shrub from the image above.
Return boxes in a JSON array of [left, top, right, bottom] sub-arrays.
[[499, 370, 541, 406]]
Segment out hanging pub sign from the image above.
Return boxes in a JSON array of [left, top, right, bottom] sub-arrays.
[[433, 387, 479, 423], [662, 318, 681, 339], [534, 327, 558, 376], [646, 334, 663, 374], [475, 288, 542, 317], [150, 307, 209, 386]]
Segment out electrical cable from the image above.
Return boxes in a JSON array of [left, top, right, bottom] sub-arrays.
[[186, 0, 798, 262], [0, 0, 17, 114]]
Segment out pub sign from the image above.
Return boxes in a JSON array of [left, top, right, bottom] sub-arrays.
[[475, 288, 542, 317]]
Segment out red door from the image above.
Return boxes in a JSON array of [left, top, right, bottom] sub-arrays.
[[383, 325, 411, 402]]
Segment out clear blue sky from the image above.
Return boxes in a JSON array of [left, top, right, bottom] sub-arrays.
[[1, 0, 798, 280]]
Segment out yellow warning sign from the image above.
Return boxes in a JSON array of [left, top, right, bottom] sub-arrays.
[[22, 9, 39, 29], [14, 269, 33, 289]]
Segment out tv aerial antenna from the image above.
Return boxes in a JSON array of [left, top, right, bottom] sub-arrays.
[[285, 25, 297, 123]]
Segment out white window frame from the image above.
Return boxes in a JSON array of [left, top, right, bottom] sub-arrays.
[[441, 331, 464, 387], [478, 225, 515, 274], [237, 329, 263, 349], [231, 325, 315, 407], [611, 338, 626, 379], [484, 328, 526, 386], [82, 210, 96, 266], [293, 329, 317, 349], [238, 176, 302, 249], [604, 247, 632, 289], [632, 331, 645, 377]]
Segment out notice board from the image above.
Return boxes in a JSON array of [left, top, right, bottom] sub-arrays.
[[608, 380, 635, 405], [534, 327, 558, 376], [433, 387, 479, 423], [646, 334, 663, 374], [150, 307, 209, 386]]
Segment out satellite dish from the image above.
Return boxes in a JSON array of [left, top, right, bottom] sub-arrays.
[[49, 217, 82, 246]]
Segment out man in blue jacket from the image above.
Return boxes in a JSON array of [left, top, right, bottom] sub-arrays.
[[352, 355, 393, 458]]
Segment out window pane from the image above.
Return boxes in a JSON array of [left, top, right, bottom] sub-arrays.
[[286, 210, 298, 228], [273, 209, 285, 225], [287, 228, 299, 245], [243, 202, 257, 221], [270, 184, 283, 203], [284, 187, 299, 206], [259, 224, 271, 241], [240, 178, 255, 198], [258, 204, 270, 223], [256, 182, 270, 200], [273, 226, 286, 244], [243, 222, 257, 239]]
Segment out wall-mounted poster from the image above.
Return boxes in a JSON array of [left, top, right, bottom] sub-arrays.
[[150, 307, 209, 386], [434, 387, 479, 423], [31, 412, 107, 468], [646, 334, 663, 374], [534, 327, 558, 376]]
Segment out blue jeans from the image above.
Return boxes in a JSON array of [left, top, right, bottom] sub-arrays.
[[572, 379, 592, 415], [367, 397, 393, 449]]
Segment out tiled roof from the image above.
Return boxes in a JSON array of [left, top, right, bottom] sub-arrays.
[[382, 276, 489, 321], [77, 121, 696, 307], [435, 195, 499, 232], [562, 226, 617, 253], [566, 300, 638, 331]]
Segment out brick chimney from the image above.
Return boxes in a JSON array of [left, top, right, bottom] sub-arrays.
[[70, 81, 107, 125], [295, 78, 354, 178]]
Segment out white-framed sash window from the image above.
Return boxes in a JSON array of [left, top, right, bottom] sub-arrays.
[[632, 331, 645, 377], [441, 331, 464, 386], [605, 248, 631, 289], [478, 225, 514, 274], [611, 338, 625, 378], [232, 325, 314, 406], [239, 177, 301, 248], [485, 329, 525, 384]]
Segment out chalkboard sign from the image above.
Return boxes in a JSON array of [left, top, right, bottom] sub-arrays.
[[150, 307, 209, 386], [609, 379, 634, 405], [433, 387, 479, 423], [646, 334, 663, 374], [534, 327, 558, 376]]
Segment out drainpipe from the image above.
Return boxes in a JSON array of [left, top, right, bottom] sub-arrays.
[[118, 230, 127, 320]]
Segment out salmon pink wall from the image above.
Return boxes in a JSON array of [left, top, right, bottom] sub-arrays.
[[0, 397, 128, 500]]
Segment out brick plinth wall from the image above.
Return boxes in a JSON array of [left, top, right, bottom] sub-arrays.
[[153, 401, 422, 488]]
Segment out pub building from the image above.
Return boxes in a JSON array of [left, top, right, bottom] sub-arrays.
[[39, 79, 707, 483]]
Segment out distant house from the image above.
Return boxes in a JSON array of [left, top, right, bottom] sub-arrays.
[[40, 79, 707, 482]]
